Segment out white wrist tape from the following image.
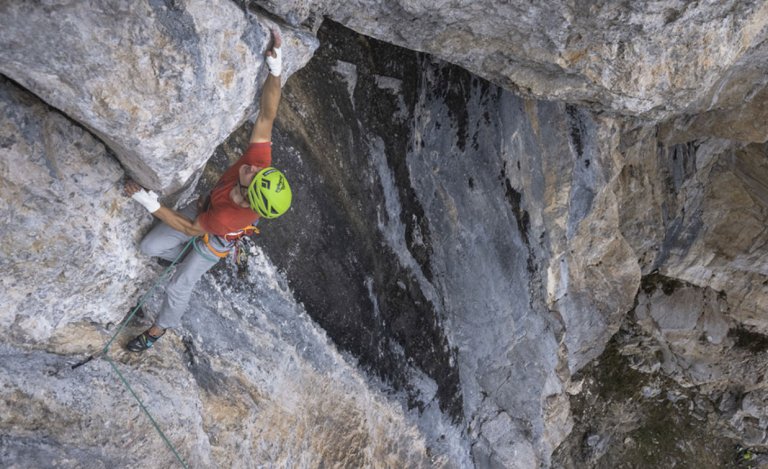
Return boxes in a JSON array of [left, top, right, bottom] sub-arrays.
[[131, 189, 161, 213], [266, 47, 282, 77]]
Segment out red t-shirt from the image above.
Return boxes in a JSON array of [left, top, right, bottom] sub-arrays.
[[197, 142, 272, 236]]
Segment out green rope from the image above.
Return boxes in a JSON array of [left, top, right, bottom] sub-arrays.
[[105, 356, 190, 468], [100, 236, 196, 468], [102, 237, 195, 354]]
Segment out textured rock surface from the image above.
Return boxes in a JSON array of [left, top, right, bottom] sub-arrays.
[[0, 51, 458, 468], [553, 274, 768, 468], [661, 142, 768, 324], [249, 23, 647, 467], [632, 276, 768, 448], [2, 4, 768, 469], [255, 0, 768, 131], [262, 21, 768, 468], [0, 252, 448, 468], [551, 327, 742, 469], [0, 77, 148, 346], [0, 0, 318, 192], [614, 133, 768, 326]]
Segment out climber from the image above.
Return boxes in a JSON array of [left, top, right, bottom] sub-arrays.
[[122, 28, 291, 352]]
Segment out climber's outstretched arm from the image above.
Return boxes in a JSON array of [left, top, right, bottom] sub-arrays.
[[124, 179, 206, 236], [250, 28, 283, 144]]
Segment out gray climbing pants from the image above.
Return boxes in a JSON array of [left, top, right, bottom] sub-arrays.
[[139, 204, 232, 330]]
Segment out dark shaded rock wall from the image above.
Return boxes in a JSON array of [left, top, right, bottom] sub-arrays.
[[220, 20, 642, 467], [208, 22, 464, 419]]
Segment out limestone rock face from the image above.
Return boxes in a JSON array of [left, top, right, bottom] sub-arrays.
[[258, 24, 647, 467], [615, 132, 768, 326], [555, 275, 768, 466], [262, 22, 768, 468], [0, 78, 149, 346], [634, 278, 734, 385], [256, 0, 768, 133], [0, 26, 462, 469], [0, 0, 318, 192], [0, 251, 445, 468], [661, 143, 768, 324], [2, 4, 768, 469]]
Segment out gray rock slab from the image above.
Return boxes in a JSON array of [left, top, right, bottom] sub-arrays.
[[0, 0, 318, 192], [256, 0, 768, 126], [0, 247, 448, 467], [617, 132, 768, 328], [0, 77, 150, 345]]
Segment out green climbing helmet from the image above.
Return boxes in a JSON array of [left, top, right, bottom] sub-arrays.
[[247, 167, 292, 219]]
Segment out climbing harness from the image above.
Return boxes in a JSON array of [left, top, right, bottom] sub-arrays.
[[200, 233, 230, 259], [195, 225, 259, 263], [197, 190, 260, 261]]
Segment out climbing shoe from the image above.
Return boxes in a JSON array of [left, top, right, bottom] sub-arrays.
[[126, 329, 165, 353]]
